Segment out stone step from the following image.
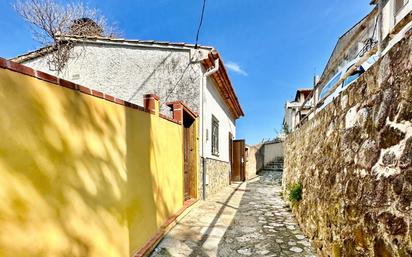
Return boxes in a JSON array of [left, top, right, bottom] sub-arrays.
[[264, 165, 283, 168], [264, 159, 284, 172], [261, 169, 283, 172], [266, 162, 283, 164]]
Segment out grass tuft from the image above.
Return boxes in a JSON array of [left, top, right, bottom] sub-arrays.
[[288, 182, 303, 204]]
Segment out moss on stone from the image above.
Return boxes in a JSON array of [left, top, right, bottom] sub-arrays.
[[288, 182, 303, 204], [331, 243, 342, 257]]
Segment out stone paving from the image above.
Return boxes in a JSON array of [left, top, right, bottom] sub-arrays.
[[151, 173, 316, 257]]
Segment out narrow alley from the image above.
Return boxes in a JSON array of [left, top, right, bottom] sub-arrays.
[[151, 174, 315, 257]]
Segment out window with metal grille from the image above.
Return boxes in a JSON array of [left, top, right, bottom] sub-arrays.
[[211, 116, 219, 156]]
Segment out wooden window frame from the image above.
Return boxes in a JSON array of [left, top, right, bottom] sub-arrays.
[[211, 115, 219, 157]]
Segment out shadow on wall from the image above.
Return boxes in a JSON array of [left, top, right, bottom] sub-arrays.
[[0, 68, 184, 257], [125, 104, 156, 254], [127, 52, 173, 102], [254, 144, 264, 172], [123, 50, 199, 113], [125, 102, 184, 254], [0, 69, 128, 257]]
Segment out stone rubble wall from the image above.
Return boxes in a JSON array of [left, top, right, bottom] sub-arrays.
[[205, 158, 231, 198], [283, 31, 412, 257], [199, 158, 205, 200]]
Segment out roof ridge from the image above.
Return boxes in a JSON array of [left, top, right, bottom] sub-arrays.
[[58, 34, 214, 49], [11, 35, 215, 63]]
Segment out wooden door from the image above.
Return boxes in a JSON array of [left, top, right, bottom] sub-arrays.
[[229, 133, 233, 184], [184, 125, 190, 200], [183, 112, 196, 200], [232, 139, 246, 182]]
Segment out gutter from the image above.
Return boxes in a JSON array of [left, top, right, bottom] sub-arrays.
[[201, 58, 219, 200]]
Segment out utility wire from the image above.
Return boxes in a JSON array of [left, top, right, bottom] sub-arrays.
[[161, 0, 206, 107], [195, 0, 207, 49]]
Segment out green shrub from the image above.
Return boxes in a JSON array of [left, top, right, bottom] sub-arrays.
[[288, 182, 303, 204]]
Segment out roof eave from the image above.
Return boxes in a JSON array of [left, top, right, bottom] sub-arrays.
[[201, 51, 245, 120], [11, 45, 56, 63], [294, 89, 313, 102]]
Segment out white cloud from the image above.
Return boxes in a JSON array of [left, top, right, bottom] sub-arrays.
[[225, 61, 248, 76]]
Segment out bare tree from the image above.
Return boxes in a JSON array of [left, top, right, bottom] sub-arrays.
[[14, 0, 118, 72]]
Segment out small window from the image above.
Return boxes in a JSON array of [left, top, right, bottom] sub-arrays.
[[211, 116, 219, 156], [320, 72, 341, 99], [395, 0, 408, 14], [343, 66, 365, 87]]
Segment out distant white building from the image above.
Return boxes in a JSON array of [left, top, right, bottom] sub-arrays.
[[314, 8, 379, 104], [13, 36, 245, 199], [289, 1, 411, 127], [317, 0, 412, 101], [283, 88, 313, 133]]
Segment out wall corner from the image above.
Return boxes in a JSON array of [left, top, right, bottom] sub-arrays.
[[143, 94, 160, 115]]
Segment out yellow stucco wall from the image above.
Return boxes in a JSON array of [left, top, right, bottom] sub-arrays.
[[0, 67, 191, 257]]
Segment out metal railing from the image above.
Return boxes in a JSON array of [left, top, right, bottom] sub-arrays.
[[295, 47, 378, 128]]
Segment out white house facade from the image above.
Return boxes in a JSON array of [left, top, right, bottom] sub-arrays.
[[288, 1, 412, 128], [371, 0, 412, 55], [13, 36, 244, 199]]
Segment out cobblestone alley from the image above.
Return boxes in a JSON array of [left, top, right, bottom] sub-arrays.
[[151, 174, 316, 257]]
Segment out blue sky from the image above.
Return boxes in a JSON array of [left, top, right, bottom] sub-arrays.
[[0, 0, 373, 144]]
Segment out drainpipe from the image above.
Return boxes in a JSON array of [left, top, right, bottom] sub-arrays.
[[201, 58, 219, 200]]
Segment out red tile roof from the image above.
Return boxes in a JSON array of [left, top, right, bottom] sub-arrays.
[[201, 51, 245, 119]]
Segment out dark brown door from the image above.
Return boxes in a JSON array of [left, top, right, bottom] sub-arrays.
[[183, 112, 196, 200], [232, 139, 246, 182]]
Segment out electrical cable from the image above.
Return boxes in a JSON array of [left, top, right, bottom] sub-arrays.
[[195, 0, 207, 49], [161, 0, 207, 107]]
